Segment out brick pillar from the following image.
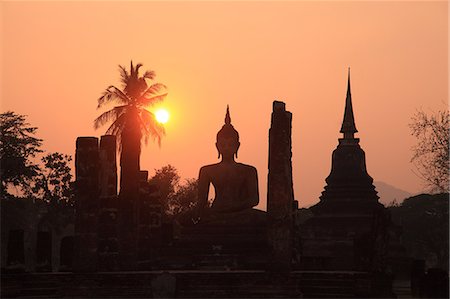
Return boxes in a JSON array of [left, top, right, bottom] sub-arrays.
[[118, 128, 140, 270], [137, 170, 150, 268], [267, 101, 294, 272], [98, 135, 119, 271], [74, 137, 99, 272], [137, 171, 163, 270]]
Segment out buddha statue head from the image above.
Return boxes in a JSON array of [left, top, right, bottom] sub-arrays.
[[216, 106, 240, 160]]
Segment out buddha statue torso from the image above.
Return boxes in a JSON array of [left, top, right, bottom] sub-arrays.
[[193, 106, 263, 224], [199, 161, 258, 214]]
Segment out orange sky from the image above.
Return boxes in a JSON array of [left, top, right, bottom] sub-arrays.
[[1, 1, 447, 208]]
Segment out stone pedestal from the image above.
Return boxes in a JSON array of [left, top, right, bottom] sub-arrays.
[[174, 209, 268, 270], [267, 101, 294, 272]]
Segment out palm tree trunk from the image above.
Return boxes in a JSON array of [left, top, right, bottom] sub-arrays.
[[120, 125, 141, 195], [118, 112, 141, 270]]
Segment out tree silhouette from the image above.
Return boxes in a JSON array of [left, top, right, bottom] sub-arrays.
[[148, 164, 199, 215], [94, 61, 168, 193], [149, 165, 180, 211], [0, 111, 43, 197], [409, 109, 449, 193], [32, 152, 73, 204]]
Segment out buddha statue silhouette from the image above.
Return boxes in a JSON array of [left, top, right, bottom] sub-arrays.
[[193, 106, 262, 224]]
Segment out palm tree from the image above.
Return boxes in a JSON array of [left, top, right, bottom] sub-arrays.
[[94, 61, 168, 195]]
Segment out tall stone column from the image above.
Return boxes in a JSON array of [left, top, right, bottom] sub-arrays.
[[98, 135, 119, 271], [118, 123, 140, 270], [74, 137, 99, 272], [267, 101, 294, 272], [137, 171, 163, 269]]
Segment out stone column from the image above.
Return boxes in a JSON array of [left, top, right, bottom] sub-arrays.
[[137, 170, 150, 267], [267, 101, 294, 272], [98, 135, 119, 271], [118, 127, 140, 270], [137, 171, 163, 269], [74, 137, 99, 272]]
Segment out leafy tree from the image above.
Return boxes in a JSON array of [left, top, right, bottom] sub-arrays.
[[32, 152, 73, 204], [94, 61, 168, 194], [149, 165, 180, 209], [170, 178, 198, 215], [409, 109, 449, 193], [148, 165, 198, 215], [0, 111, 42, 197]]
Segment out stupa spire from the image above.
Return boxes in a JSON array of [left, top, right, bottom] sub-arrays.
[[340, 68, 358, 139]]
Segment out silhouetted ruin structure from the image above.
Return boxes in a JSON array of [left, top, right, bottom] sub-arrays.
[[4, 74, 441, 298], [137, 171, 163, 270], [74, 137, 99, 272], [301, 73, 389, 273], [267, 101, 294, 272], [165, 106, 269, 270], [1, 200, 74, 274], [98, 135, 119, 271]]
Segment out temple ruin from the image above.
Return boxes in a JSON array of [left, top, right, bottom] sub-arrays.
[[2, 75, 404, 298]]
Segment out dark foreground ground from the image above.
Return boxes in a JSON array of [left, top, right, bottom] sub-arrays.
[[2, 270, 383, 298]]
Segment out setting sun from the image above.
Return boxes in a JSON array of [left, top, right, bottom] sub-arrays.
[[155, 109, 170, 124]]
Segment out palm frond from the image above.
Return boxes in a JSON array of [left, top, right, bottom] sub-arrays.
[[134, 63, 143, 77], [105, 114, 128, 151], [140, 109, 165, 147], [139, 83, 168, 106], [97, 86, 130, 108], [130, 61, 135, 77], [108, 86, 130, 104], [140, 93, 168, 107], [118, 65, 129, 87], [97, 86, 116, 108], [143, 70, 156, 80], [141, 83, 167, 98], [93, 105, 127, 130]]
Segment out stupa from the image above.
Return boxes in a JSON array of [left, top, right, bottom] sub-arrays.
[[301, 71, 389, 272]]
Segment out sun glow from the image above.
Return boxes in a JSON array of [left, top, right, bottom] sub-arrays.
[[155, 108, 170, 124]]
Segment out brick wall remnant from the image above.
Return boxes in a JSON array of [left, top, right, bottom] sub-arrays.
[[74, 137, 99, 272], [267, 101, 294, 272], [98, 135, 119, 271]]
